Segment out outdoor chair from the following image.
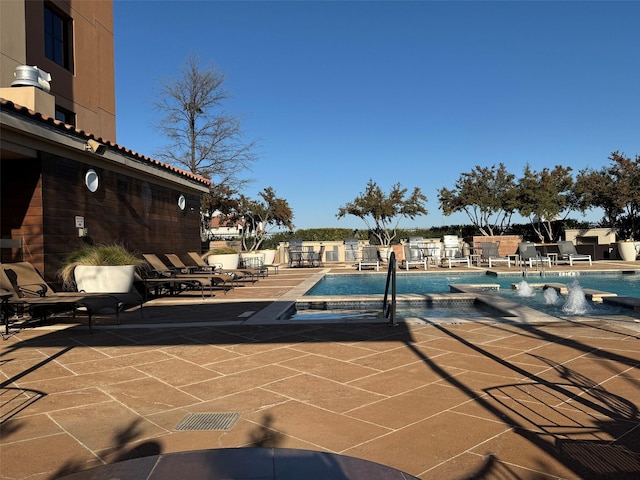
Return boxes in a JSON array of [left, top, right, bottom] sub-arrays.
[[557, 241, 592, 266], [442, 235, 461, 260], [440, 237, 470, 268], [142, 254, 233, 296], [358, 246, 380, 271], [344, 238, 360, 263], [165, 253, 207, 273], [186, 251, 216, 272], [518, 243, 552, 268], [1, 262, 125, 333], [287, 246, 303, 267], [425, 241, 442, 266], [479, 242, 511, 268], [402, 244, 428, 270], [309, 245, 325, 267], [186, 251, 258, 282], [239, 255, 268, 278]]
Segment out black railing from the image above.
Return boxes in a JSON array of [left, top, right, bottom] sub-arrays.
[[383, 251, 397, 326]]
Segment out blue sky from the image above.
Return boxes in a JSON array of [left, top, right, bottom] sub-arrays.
[[113, 0, 639, 230]]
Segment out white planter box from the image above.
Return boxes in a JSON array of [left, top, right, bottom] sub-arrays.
[[618, 241, 638, 261], [74, 265, 135, 293], [206, 253, 239, 270], [259, 249, 276, 265]]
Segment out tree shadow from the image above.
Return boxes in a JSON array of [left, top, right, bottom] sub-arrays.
[[247, 412, 285, 447]]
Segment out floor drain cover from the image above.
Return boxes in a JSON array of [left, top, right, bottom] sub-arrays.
[[175, 412, 240, 431]]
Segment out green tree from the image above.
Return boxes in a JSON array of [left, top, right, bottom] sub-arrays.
[[573, 151, 640, 240], [517, 165, 573, 242], [235, 187, 294, 251], [437, 163, 517, 236], [336, 180, 428, 246]]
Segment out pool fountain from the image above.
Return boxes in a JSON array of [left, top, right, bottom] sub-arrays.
[[562, 280, 592, 315], [516, 280, 535, 297], [543, 287, 559, 305]]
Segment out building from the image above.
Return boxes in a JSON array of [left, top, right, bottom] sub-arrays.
[[1, 0, 117, 139], [1, 0, 210, 282]]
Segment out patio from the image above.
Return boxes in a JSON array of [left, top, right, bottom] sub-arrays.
[[1, 261, 639, 479]]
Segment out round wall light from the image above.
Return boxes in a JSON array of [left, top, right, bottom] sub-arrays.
[[85, 169, 99, 192], [177, 194, 186, 211]]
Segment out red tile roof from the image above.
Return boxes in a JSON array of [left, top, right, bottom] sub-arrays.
[[0, 98, 211, 187]]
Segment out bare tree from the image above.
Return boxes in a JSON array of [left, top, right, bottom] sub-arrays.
[[153, 56, 256, 186], [152, 56, 258, 240]]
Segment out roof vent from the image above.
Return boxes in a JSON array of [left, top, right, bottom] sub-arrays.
[[11, 65, 52, 93]]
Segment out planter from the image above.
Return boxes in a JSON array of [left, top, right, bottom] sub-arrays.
[[617, 241, 638, 261], [206, 253, 240, 270], [74, 265, 135, 293], [378, 246, 392, 263], [259, 249, 276, 265]]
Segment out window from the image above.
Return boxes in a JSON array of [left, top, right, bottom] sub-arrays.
[[44, 4, 72, 69], [55, 106, 75, 126]]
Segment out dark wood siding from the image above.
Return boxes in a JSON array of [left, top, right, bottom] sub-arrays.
[[0, 158, 45, 268], [33, 154, 201, 281]]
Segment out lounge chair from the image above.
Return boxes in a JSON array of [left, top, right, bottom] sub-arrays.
[[479, 242, 511, 268], [186, 251, 257, 283], [142, 254, 233, 295], [442, 235, 461, 260], [1, 262, 124, 333], [402, 244, 428, 270], [186, 251, 216, 271], [165, 253, 207, 273], [557, 241, 592, 266], [358, 246, 380, 271], [518, 243, 552, 268], [441, 236, 470, 268]]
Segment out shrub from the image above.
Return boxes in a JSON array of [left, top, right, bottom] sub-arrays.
[[58, 243, 144, 289]]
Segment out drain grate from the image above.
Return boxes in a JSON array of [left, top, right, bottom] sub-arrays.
[[175, 412, 240, 431]]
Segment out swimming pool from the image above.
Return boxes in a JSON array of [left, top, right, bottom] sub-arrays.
[[304, 272, 640, 298], [286, 271, 639, 322]]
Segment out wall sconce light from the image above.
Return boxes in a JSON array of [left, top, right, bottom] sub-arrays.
[[85, 169, 99, 192], [85, 139, 107, 155], [177, 194, 186, 211]]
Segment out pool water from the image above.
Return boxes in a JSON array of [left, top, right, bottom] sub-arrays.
[[305, 272, 640, 298]]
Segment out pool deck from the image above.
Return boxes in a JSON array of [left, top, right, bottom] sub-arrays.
[[2, 260, 640, 479]]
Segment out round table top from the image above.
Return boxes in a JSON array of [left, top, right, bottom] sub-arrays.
[[60, 447, 419, 480]]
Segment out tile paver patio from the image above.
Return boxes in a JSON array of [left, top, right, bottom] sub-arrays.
[[1, 262, 639, 479]]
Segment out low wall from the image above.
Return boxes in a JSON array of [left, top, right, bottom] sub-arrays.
[[472, 235, 522, 257]]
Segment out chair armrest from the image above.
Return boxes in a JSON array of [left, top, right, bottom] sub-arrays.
[[18, 282, 48, 297]]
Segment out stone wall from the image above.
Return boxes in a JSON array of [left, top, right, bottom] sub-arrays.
[[472, 235, 522, 256]]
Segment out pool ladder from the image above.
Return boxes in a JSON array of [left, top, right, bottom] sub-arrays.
[[520, 254, 547, 277], [383, 251, 397, 326]]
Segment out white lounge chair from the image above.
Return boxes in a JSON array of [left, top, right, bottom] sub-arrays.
[[442, 235, 470, 268], [402, 244, 428, 270], [518, 243, 552, 268], [479, 242, 511, 268], [358, 246, 380, 271], [557, 241, 592, 266]]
